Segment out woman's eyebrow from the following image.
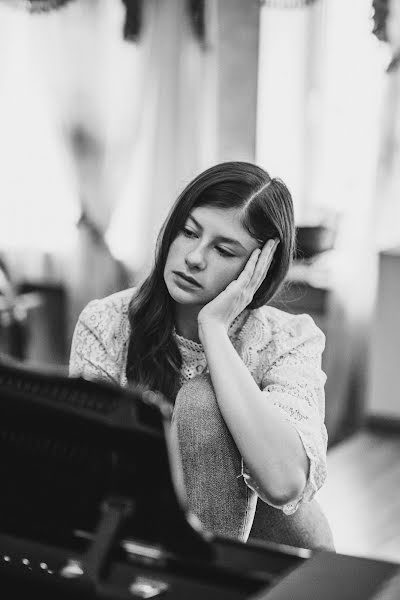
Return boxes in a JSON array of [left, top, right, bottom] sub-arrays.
[[187, 215, 246, 250]]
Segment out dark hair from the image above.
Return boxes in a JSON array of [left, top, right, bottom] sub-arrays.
[[126, 161, 295, 402]]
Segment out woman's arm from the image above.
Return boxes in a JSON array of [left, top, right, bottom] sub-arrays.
[[198, 320, 309, 508]]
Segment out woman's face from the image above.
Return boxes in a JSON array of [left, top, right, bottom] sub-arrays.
[[164, 206, 262, 308]]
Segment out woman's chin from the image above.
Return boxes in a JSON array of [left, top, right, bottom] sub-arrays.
[[169, 286, 199, 304], [165, 279, 202, 304]]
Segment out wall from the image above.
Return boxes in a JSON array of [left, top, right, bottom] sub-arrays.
[[367, 249, 400, 421]]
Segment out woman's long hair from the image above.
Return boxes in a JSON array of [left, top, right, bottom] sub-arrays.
[[126, 161, 295, 402]]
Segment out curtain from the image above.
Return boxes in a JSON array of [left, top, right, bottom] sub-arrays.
[[106, 0, 218, 282], [308, 0, 389, 437], [0, 5, 79, 272], [0, 0, 130, 344], [257, 0, 390, 440], [0, 0, 218, 355], [373, 0, 400, 250], [256, 4, 315, 221]]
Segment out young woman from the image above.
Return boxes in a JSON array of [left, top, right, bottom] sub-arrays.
[[69, 161, 332, 547]]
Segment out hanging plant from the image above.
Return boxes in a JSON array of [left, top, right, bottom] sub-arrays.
[[186, 0, 205, 45], [120, 0, 143, 42], [372, 0, 390, 42], [0, 0, 77, 12], [371, 0, 400, 73], [1, 0, 144, 43]]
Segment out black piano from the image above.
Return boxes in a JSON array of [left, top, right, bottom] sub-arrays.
[[0, 357, 398, 599]]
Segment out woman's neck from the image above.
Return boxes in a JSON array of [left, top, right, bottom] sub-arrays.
[[174, 305, 202, 343]]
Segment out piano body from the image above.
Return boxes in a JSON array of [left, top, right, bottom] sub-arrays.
[[0, 357, 398, 599]]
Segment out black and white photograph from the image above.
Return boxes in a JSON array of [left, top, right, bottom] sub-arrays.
[[0, 0, 399, 598]]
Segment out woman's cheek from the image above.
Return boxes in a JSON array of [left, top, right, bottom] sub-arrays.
[[169, 237, 184, 258], [230, 259, 247, 281], [217, 266, 240, 291]]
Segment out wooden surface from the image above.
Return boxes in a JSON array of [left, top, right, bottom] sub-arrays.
[[316, 427, 400, 564]]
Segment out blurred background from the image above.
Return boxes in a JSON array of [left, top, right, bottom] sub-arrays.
[[0, 0, 399, 564]]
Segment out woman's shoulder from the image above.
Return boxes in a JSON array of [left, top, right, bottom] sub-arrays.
[[257, 304, 323, 336], [77, 286, 137, 345], [242, 304, 325, 355], [81, 287, 136, 315]]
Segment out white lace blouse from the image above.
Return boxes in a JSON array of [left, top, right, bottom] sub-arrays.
[[69, 287, 328, 515]]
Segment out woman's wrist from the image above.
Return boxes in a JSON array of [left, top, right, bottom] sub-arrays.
[[198, 318, 228, 344]]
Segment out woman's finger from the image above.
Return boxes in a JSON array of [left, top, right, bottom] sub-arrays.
[[252, 239, 279, 289], [237, 248, 261, 287]]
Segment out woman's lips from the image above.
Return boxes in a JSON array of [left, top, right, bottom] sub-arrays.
[[173, 272, 202, 288]]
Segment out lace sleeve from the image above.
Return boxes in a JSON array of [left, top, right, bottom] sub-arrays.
[[241, 317, 328, 515], [69, 301, 119, 384]]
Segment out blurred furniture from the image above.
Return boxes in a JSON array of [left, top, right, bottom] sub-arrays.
[[17, 282, 68, 368], [367, 248, 400, 427], [294, 225, 337, 260], [0, 265, 68, 367], [270, 277, 330, 334], [0, 259, 34, 361], [0, 292, 42, 361]]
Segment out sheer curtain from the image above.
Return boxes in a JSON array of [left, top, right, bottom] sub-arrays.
[[257, 0, 389, 438], [373, 0, 400, 250], [0, 0, 218, 348], [0, 5, 79, 274], [308, 0, 389, 435], [106, 0, 218, 282], [256, 3, 323, 221]]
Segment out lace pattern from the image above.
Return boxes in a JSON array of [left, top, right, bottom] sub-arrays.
[[69, 288, 328, 514], [173, 310, 248, 386], [69, 291, 131, 387]]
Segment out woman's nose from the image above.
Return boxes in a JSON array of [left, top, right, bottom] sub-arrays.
[[185, 246, 206, 270]]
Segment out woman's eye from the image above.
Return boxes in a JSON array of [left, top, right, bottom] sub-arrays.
[[182, 228, 196, 237], [216, 247, 234, 257]]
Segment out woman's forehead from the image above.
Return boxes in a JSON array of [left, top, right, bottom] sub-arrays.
[[189, 206, 243, 227], [188, 206, 258, 248], [189, 205, 244, 229]]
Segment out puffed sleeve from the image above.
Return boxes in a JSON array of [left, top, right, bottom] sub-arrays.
[[69, 300, 119, 384], [241, 313, 328, 515]]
